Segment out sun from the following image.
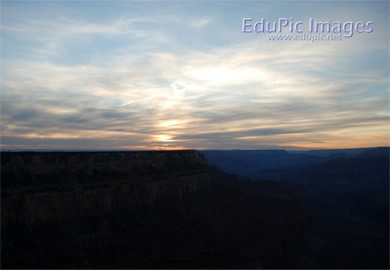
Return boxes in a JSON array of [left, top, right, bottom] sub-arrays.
[[155, 134, 175, 142]]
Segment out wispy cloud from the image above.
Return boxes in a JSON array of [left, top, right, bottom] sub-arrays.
[[190, 16, 214, 28], [1, 1, 388, 150]]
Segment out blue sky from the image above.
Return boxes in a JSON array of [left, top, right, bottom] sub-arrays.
[[1, 0, 389, 150]]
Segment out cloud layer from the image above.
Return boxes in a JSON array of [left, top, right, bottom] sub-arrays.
[[1, 1, 388, 150]]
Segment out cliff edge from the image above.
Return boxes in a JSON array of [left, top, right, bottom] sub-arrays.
[[1, 151, 210, 227], [1, 150, 314, 269]]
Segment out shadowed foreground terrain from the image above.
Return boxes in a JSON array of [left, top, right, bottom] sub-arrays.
[[1, 150, 389, 269], [1, 151, 314, 268], [203, 147, 390, 269]]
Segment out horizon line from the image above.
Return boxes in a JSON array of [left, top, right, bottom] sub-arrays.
[[1, 146, 389, 152]]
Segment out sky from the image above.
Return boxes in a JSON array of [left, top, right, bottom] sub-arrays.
[[0, 0, 389, 150]]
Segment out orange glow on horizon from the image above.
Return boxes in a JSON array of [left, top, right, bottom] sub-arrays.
[[119, 145, 192, 151]]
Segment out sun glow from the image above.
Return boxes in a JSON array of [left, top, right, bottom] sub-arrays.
[[188, 67, 268, 86], [158, 120, 184, 128], [155, 134, 175, 142]]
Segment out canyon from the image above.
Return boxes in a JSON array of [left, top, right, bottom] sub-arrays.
[[1, 149, 388, 269]]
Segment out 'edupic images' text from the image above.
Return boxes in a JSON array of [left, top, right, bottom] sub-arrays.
[[242, 18, 373, 38]]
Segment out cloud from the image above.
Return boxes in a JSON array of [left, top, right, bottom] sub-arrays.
[[1, 1, 388, 150], [190, 17, 214, 28]]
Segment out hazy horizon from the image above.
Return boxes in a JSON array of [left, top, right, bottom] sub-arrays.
[[1, 145, 389, 152]]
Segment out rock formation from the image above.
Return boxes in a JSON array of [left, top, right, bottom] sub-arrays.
[[1, 151, 314, 269]]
